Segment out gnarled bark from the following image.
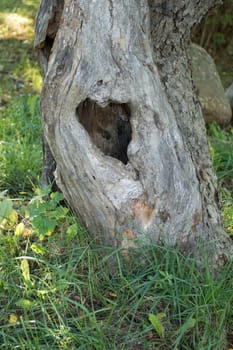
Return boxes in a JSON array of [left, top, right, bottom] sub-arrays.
[[35, 0, 232, 269]]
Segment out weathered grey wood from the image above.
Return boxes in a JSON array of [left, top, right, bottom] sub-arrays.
[[35, 0, 232, 269]]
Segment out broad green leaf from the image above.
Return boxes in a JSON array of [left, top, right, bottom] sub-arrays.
[[32, 216, 57, 236], [149, 313, 166, 338], [50, 191, 64, 203], [0, 199, 13, 222], [20, 259, 30, 281]]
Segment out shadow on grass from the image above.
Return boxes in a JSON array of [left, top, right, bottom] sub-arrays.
[[0, 0, 42, 98], [0, 0, 40, 19], [0, 37, 41, 101]]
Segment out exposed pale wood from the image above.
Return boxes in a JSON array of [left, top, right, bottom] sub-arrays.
[[35, 0, 232, 269]]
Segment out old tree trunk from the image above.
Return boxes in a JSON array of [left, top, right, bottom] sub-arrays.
[[35, 0, 233, 268]]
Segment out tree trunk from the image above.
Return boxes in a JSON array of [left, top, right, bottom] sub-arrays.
[[35, 0, 233, 269]]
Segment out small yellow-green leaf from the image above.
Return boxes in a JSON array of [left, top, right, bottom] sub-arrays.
[[109, 292, 117, 298], [9, 314, 18, 324], [156, 313, 166, 320], [14, 222, 25, 236], [176, 318, 196, 336], [15, 299, 35, 309], [66, 223, 78, 240], [31, 243, 48, 255], [8, 210, 18, 225], [149, 313, 166, 338], [36, 288, 56, 299], [36, 289, 50, 296], [1, 209, 18, 230], [20, 259, 30, 281]]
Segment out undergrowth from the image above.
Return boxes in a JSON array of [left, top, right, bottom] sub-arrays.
[[0, 189, 232, 349]]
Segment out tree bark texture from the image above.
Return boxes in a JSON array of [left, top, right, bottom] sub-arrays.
[[35, 0, 232, 268]]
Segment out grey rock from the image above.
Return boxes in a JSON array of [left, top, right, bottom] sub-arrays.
[[188, 43, 232, 125], [225, 83, 233, 110]]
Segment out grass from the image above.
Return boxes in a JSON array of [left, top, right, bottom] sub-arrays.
[[0, 94, 42, 194], [0, 0, 42, 194], [0, 0, 39, 19], [209, 123, 233, 188], [0, 0, 42, 102], [0, 1, 232, 349], [0, 191, 232, 349], [208, 123, 233, 236]]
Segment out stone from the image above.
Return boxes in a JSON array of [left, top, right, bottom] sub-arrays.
[[225, 83, 233, 111], [188, 43, 232, 125]]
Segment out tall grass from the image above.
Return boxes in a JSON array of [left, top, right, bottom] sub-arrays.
[[208, 122, 233, 187], [208, 122, 233, 236], [0, 194, 232, 350], [0, 94, 42, 194]]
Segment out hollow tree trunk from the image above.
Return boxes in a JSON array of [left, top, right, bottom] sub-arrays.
[[35, 0, 233, 268]]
